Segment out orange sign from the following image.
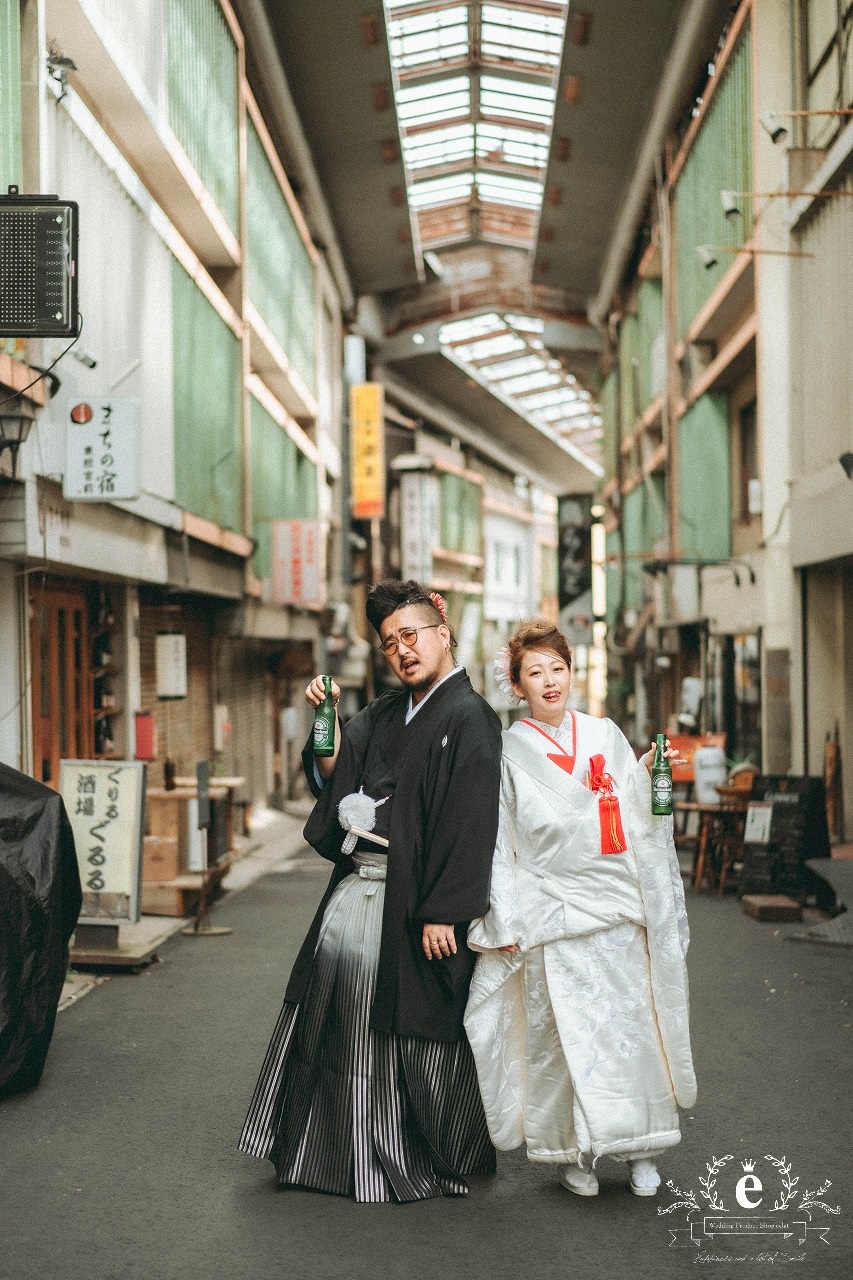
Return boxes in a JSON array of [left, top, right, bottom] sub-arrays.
[[350, 383, 386, 519]]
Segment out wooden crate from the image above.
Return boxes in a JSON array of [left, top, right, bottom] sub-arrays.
[[741, 894, 803, 922], [142, 835, 181, 882]]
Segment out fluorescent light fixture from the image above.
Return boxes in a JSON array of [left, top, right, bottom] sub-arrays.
[[696, 244, 718, 269]]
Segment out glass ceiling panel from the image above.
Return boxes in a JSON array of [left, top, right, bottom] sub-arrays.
[[409, 171, 475, 207], [387, 3, 566, 250], [396, 76, 471, 127], [479, 353, 545, 380], [498, 370, 562, 395], [439, 312, 505, 342], [389, 6, 469, 70], [453, 332, 527, 361], [403, 123, 475, 169], [477, 173, 543, 208], [480, 76, 556, 125]]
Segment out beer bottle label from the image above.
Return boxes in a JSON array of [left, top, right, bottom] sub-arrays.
[[314, 719, 332, 746], [652, 774, 672, 806]]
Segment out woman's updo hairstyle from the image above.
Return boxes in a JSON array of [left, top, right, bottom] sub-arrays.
[[507, 619, 572, 687]]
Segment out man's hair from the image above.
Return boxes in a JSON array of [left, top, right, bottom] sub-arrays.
[[506, 619, 572, 684], [365, 579, 445, 636]]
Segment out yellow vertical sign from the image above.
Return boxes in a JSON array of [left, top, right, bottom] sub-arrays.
[[350, 383, 386, 519]]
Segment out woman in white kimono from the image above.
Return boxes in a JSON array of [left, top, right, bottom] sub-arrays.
[[464, 620, 695, 1198]]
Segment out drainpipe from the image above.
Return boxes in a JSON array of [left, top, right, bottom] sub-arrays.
[[588, 0, 724, 328], [236, 0, 356, 313]]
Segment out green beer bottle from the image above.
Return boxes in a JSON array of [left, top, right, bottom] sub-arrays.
[[313, 676, 336, 757], [651, 734, 673, 816]]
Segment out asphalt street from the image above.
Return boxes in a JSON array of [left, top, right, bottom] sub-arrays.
[[1, 846, 851, 1280]]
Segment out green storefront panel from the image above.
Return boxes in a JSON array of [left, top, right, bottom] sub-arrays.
[[678, 393, 731, 562], [621, 477, 667, 611], [674, 29, 753, 334], [439, 472, 482, 556], [246, 119, 316, 394], [166, 0, 239, 236], [250, 396, 318, 580], [636, 279, 663, 409], [600, 371, 619, 483], [172, 260, 243, 531], [0, 0, 22, 191]]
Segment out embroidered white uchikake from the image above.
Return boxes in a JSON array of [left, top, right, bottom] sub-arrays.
[[338, 787, 390, 854]]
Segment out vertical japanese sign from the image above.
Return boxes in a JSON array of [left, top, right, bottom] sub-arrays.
[[59, 760, 146, 923], [399, 470, 436, 584], [349, 383, 386, 519], [271, 519, 325, 607], [63, 397, 140, 501], [557, 494, 594, 646]]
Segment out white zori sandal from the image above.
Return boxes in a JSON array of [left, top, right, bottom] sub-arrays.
[[559, 1164, 599, 1197], [628, 1158, 661, 1196]]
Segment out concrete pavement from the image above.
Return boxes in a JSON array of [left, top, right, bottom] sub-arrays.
[[1, 845, 851, 1280]]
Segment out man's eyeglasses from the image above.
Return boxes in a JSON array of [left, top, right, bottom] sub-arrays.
[[379, 624, 441, 656]]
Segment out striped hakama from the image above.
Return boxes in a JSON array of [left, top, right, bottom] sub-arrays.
[[239, 852, 494, 1202]]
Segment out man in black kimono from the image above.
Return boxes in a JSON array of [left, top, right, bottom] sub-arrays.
[[240, 580, 502, 1202]]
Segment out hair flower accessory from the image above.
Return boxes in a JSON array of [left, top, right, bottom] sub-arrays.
[[428, 591, 448, 624], [493, 645, 519, 702]]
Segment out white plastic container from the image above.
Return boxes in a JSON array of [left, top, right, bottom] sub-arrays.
[[693, 745, 728, 804]]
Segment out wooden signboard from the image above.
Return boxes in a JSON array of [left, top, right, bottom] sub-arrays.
[[738, 776, 831, 900]]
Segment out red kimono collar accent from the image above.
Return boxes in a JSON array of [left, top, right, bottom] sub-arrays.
[[519, 713, 577, 775]]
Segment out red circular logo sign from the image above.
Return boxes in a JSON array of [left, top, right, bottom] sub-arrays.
[[70, 402, 93, 424]]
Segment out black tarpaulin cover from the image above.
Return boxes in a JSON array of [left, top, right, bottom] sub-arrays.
[[0, 763, 82, 1098]]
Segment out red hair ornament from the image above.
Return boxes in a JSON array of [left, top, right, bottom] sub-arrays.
[[429, 591, 448, 624]]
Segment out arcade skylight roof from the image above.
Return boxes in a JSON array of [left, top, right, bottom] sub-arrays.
[[386, 0, 568, 252], [438, 312, 603, 460]]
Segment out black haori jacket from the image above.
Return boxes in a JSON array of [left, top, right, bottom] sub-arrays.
[[291, 670, 502, 1041]]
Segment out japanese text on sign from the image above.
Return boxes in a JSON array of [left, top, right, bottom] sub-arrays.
[[60, 760, 146, 923], [271, 519, 325, 607], [63, 397, 140, 501], [350, 383, 386, 520]]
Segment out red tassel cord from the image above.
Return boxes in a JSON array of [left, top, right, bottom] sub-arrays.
[[587, 753, 627, 855]]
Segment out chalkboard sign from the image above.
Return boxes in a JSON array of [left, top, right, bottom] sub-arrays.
[[739, 776, 831, 900]]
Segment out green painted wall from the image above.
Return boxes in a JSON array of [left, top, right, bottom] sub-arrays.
[[621, 477, 666, 610], [250, 396, 318, 579], [439, 472, 482, 556], [674, 29, 753, 334], [635, 279, 663, 408], [166, 0, 239, 235], [246, 119, 317, 393], [600, 370, 619, 482], [0, 0, 22, 191], [678, 393, 731, 561], [172, 260, 243, 531], [618, 314, 639, 434]]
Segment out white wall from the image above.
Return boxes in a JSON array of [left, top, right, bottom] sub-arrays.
[[26, 104, 176, 504]]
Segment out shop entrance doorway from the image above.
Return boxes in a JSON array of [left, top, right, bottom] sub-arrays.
[[31, 586, 94, 789]]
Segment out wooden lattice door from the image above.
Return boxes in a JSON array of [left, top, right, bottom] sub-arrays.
[[31, 587, 93, 789]]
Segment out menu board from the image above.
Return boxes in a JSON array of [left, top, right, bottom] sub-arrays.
[[739, 776, 830, 899], [60, 760, 146, 923]]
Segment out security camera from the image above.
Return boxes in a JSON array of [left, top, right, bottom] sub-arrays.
[[71, 347, 98, 369], [696, 245, 718, 270], [758, 113, 788, 144], [721, 190, 741, 219]]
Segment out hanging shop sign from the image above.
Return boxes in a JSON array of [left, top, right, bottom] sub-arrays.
[[557, 494, 593, 646], [155, 633, 187, 698], [63, 396, 140, 501], [59, 759, 146, 924], [350, 382, 386, 519], [399, 470, 437, 584], [271, 518, 325, 607]]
